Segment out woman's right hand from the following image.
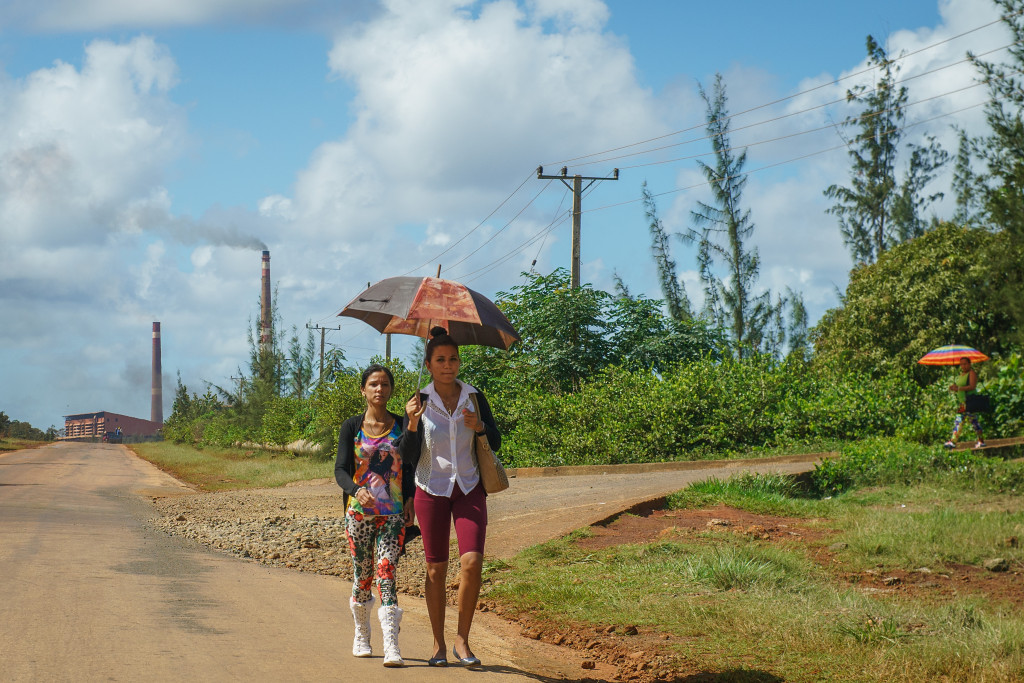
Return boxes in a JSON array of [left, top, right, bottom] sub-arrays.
[[405, 394, 426, 428], [354, 487, 374, 507]]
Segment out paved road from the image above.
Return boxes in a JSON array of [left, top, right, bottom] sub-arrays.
[[0, 442, 825, 682], [488, 455, 826, 558], [0, 442, 595, 682]]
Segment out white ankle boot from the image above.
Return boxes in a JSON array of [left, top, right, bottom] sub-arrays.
[[378, 604, 404, 667], [350, 595, 374, 657]]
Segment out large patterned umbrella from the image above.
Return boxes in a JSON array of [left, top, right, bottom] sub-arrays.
[[917, 344, 990, 366], [339, 276, 519, 350]]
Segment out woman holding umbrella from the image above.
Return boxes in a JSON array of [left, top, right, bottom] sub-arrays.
[[401, 327, 500, 668], [945, 356, 986, 449]]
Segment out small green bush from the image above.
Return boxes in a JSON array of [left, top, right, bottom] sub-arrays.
[[808, 437, 1024, 497]]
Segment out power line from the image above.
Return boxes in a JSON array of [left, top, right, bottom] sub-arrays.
[[544, 12, 1016, 168], [312, 12, 1014, 307], [575, 41, 1013, 170], [453, 169, 614, 283], [399, 170, 536, 277], [618, 81, 986, 171], [453, 98, 991, 286], [535, 167, 620, 288], [458, 213, 572, 285], [531, 185, 570, 271], [450, 82, 990, 281], [594, 99, 992, 214], [443, 180, 554, 271]]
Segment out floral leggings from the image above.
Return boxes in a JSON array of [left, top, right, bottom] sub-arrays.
[[345, 511, 406, 605], [952, 412, 983, 441]]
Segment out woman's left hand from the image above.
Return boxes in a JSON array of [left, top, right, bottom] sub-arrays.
[[403, 500, 416, 527], [462, 408, 483, 433]]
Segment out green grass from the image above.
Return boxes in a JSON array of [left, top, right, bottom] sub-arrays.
[[488, 526, 1024, 681], [0, 438, 51, 453], [667, 472, 835, 517], [129, 441, 333, 491], [667, 474, 1024, 573], [825, 486, 1024, 572], [486, 450, 1024, 681]]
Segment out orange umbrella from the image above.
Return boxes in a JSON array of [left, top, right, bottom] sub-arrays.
[[339, 276, 519, 350], [917, 345, 990, 366]]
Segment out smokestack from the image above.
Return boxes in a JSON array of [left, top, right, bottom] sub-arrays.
[[151, 322, 163, 425], [260, 250, 271, 351]]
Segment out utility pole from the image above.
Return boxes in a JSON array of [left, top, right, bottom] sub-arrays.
[[536, 166, 619, 289], [307, 324, 341, 382]]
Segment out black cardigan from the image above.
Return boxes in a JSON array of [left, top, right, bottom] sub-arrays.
[[334, 411, 415, 510], [398, 386, 501, 473]]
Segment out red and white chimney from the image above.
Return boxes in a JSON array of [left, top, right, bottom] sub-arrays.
[[151, 322, 163, 425], [260, 250, 272, 351]]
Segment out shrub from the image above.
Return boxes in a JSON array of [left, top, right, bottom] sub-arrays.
[[808, 437, 1024, 496], [499, 355, 933, 467]]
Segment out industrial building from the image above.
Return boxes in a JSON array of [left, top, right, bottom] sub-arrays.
[[62, 411, 162, 441], [59, 320, 166, 442]]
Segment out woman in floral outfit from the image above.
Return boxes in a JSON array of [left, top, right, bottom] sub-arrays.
[[335, 364, 415, 667]]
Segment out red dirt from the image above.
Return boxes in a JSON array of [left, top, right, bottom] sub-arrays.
[[488, 504, 1024, 682], [575, 503, 835, 550]]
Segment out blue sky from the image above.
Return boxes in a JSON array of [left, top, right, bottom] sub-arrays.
[[0, 0, 1008, 430]]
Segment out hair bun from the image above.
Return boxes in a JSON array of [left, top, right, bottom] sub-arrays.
[[429, 326, 448, 338]]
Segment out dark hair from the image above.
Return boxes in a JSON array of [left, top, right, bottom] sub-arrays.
[[960, 357, 972, 365], [360, 363, 395, 388], [424, 326, 458, 362]]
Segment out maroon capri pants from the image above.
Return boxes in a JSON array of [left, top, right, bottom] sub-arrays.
[[415, 482, 487, 564]]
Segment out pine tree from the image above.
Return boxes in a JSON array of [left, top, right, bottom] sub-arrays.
[[685, 73, 770, 357], [951, 128, 984, 226], [785, 288, 810, 359], [285, 325, 317, 398], [891, 136, 949, 241], [966, 0, 1024, 239], [825, 36, 947, 264], [642, 181, 691, 321], [963, 0, 1024, 334]]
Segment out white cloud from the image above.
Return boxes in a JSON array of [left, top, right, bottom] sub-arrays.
[[0, 36, 184, 248], [293, 0, 662, 241], [0, 36, 271, 428]]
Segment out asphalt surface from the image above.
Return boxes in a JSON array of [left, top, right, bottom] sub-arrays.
[[0, 441, 827, 682], [0, 442, 596, 682]]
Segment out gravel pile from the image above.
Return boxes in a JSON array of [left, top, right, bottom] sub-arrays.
[[148, 483, 462, 599]]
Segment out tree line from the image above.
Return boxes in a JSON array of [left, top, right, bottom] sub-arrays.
[[0, 411, 58, 441]]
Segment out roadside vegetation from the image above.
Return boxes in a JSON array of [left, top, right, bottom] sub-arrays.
[[485, 439, 1024, 681], [0, 438, 52, 453], [0, 411, 57, 448], [159, 251, 1024, 468], [129, 441, 330, 491]]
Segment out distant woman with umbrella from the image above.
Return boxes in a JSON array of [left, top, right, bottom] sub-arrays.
[[335, 364, 415, 667], [945, 356, 986, 450], [401, 326, 500, 668]]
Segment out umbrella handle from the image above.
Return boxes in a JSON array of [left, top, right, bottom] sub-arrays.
[[415, 347, 427, 391]]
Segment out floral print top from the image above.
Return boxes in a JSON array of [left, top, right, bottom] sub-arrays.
[[348, 420, 404, 517]]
